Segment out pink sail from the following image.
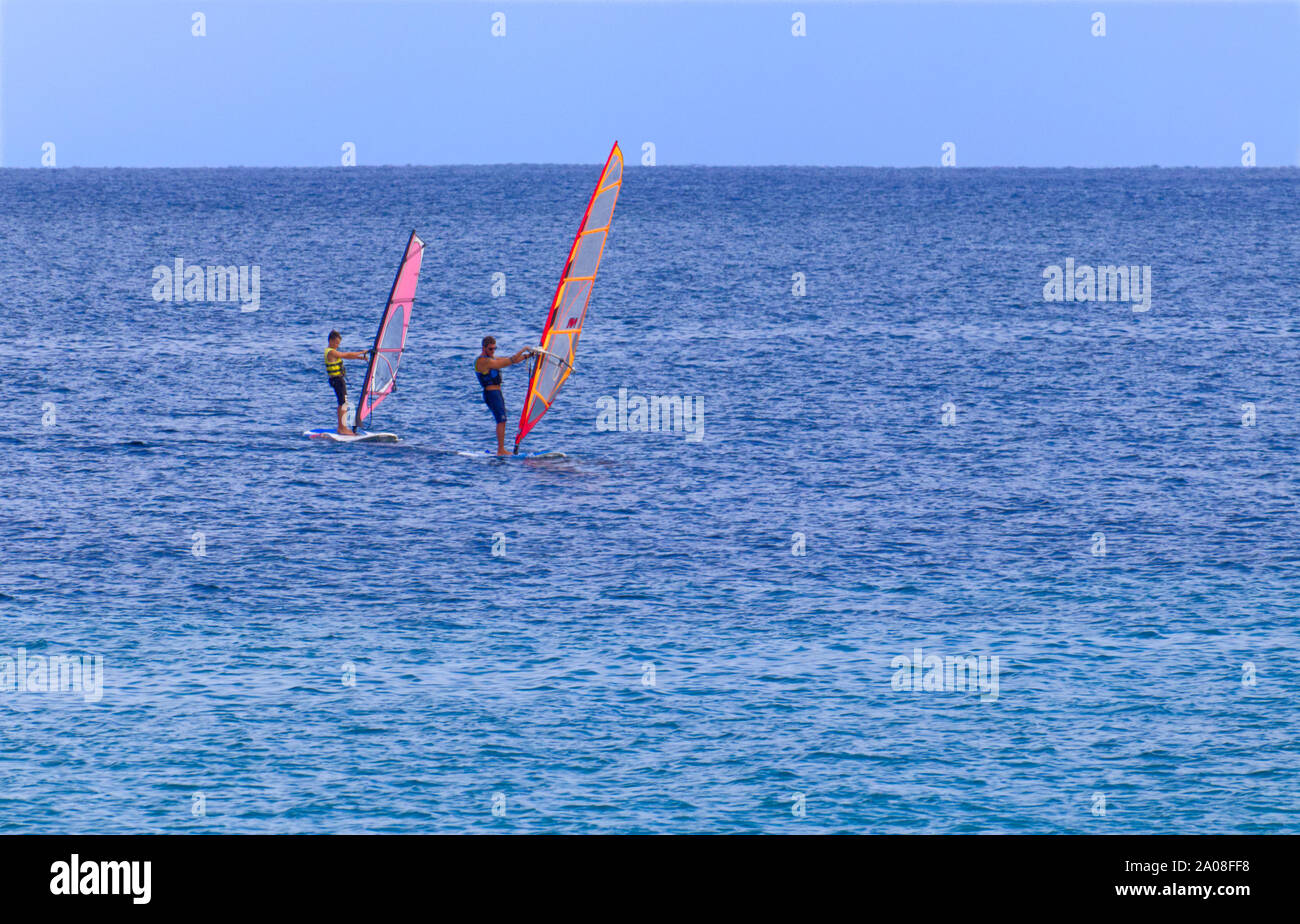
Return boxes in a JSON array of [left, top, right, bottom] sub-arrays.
[[355, 230, 425, 429]]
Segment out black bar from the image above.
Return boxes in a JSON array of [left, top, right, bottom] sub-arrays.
[[0, 835, 1285, 910]]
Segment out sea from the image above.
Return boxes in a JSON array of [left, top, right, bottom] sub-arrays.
[[1, 165, 1297, 833]]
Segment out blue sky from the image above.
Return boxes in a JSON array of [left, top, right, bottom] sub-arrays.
[[2, 1, 1298, 167]]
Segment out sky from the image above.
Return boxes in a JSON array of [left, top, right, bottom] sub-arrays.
[[1, 0, 1298, 167]]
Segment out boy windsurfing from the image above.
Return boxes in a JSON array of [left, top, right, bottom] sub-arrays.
[[325, 330, 369, 435], [475, 335, 535, 455]]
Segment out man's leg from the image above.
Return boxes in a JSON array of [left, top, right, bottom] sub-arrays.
[[486, 390, 508, 454]]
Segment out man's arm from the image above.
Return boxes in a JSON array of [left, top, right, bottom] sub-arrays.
[[481, 348, 535, 370], [333, 350, 369, 360]]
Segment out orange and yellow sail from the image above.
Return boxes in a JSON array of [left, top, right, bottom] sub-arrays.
[[515, 142, 624, 452]]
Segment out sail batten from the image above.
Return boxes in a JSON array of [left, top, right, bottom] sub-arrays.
[[355, 230, 425, 430], [514, 143, 624, 452]]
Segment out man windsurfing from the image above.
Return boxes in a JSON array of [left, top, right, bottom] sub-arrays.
[[325, 330, 369, 435], [475, 335, 535, 455]]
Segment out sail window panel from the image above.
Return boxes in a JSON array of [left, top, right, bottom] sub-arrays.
[[602, 155, 622, 188], [379, 313, 407, 351], [567, 230, 607, 281], [535, 366, 562, 403], [553, 280, 592, 330], [536, 344, 570, 399], [369, 355, 398, 397], [586, 187, 618, 232], [545, 330, 573, 362]]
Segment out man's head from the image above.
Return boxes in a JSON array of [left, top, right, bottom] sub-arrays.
[[481, 335, 496, 355], [328, 330, 342, 346]]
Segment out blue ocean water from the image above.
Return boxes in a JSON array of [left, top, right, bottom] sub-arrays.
[[1, 166, 1297, 833]]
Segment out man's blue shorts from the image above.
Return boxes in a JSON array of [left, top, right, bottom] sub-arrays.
[[483, 389, 507, 423]]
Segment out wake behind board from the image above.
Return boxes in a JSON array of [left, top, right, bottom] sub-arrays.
[[455, 449, 565, 459], [305, 428, 399, 443]]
